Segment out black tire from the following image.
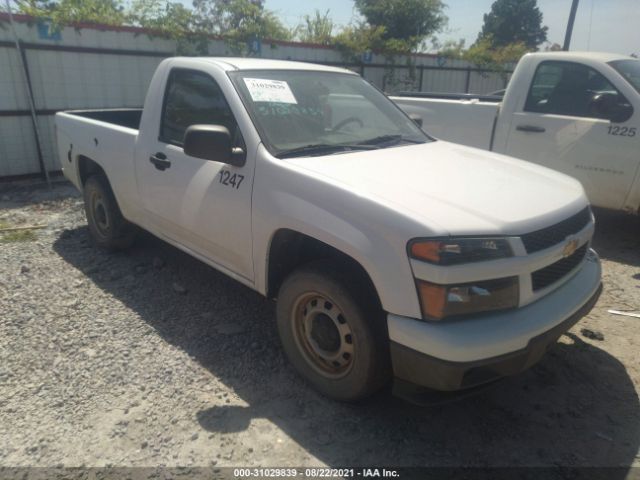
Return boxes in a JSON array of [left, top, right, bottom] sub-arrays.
[[83, 174, 135, 250], [276, 260, 391, 401]]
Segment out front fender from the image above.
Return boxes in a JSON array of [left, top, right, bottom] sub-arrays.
[[252, 158, 426, 319]]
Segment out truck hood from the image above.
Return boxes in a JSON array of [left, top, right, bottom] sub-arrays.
[[284, 140, 588, 236]]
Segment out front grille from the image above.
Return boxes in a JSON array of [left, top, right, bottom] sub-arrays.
[[531, 244, 588, 291], [521, 207, 591, 254]]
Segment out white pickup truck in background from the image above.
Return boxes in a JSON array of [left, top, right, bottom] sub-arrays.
[[393, 52, 640, 214], [55, 57, 602, 403]]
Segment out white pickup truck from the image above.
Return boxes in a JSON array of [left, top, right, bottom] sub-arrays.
[[55, 57, 602, 402], [393, 52, 640, 214]]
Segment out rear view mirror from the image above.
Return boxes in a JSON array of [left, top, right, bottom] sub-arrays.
[[590, 93, 634, 123], [183, 125, 246, 167], [409, 113, 423, 128]]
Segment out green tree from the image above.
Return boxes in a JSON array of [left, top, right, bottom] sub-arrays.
[[354, 0, 447, 51], [129, 0, 195, 34], [545, 42, 563, 52], [129, 0, 205, 54], [16, 0, 127, 26], [333, 22, 388, 59], [464, 35, 528, 79], [294, 9, 334, 45], [192, 0, 291, 51], [478, 0, 548, 49], [436, 38, 466, 59]]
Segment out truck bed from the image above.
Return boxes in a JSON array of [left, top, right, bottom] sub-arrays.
[[391, 95, 500, 150], [55, 108, 140, 210], [64, 109, 143, 131]]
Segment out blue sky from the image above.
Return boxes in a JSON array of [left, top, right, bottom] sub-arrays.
[[265, 0, 639, 55]]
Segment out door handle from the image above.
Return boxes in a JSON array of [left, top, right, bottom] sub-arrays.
[[516, 125, 546, 133], [149, 152, 171, 171]]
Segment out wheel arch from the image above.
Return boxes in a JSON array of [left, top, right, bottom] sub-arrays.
[[77, 155, 107, 188], [76, 155, 131, 218], [265, 228, 382, 310]]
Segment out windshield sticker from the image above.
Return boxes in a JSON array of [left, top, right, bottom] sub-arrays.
[[243, 78, 298, 104]]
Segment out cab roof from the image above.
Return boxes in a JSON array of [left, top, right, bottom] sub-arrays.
[[525, 51, 635, 64], [185, 57, 357, 74]]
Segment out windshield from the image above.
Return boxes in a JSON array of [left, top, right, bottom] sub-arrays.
[[228, 70, 431, 157], [610, 59, 640, 94]]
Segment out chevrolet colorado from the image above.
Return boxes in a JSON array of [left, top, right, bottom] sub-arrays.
[[55, 57, 602, 401]]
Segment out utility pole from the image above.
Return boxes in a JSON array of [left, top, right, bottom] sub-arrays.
[[563, 0, 580, 51]]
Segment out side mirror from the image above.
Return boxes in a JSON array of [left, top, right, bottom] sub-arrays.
[[590, 93, 634, 123], [409, 113, 423, 128], [183, 125, 246, 167]]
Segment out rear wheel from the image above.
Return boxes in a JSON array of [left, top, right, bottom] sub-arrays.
[[83, 174, 135, 250], [276, 261, 390, 401]]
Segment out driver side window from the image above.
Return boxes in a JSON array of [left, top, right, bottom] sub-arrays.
[[524, 61, 627, 120], [160, 69, 243, 148]]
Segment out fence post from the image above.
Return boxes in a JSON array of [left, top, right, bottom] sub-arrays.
[[4, 0, 50, 187], [418, 66, 424, 92], [18, 42, 49, 185], [465, 67, 472, 93]]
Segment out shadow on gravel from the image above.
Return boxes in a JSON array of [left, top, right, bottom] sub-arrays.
[[53, 226, 640, 470], [591, 208, 640, 268]]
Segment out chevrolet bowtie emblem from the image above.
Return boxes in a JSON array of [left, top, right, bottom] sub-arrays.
[[562, 239, 579, 258]]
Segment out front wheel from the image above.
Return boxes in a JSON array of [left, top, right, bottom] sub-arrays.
[[276, 261, 390, 401], [83, 174, 136, 250]]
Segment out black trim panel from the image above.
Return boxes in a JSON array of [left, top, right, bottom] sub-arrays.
[[520, 206, 591, 254]]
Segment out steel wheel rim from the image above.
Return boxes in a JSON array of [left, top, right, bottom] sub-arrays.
[[292, 292, 355, 379], [90, 191, 110, 238]]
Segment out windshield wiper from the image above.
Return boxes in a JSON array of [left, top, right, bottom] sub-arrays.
[[278, 143, 378, 159], [358, 135, 424, 146]]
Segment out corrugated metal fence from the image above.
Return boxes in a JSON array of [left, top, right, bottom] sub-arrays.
[[0, 14, 512, 178]]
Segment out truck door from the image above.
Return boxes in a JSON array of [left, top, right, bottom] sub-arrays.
[[135, 68, 254, 281], [502, 60, 639, 210]]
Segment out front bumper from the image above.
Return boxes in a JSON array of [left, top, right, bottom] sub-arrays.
[[388, 249, 602, 392]]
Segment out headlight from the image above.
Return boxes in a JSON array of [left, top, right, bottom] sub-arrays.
[[416, 277, 519, 321], [409, 238, 513, 265]]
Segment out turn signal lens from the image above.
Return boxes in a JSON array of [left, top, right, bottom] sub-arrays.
[[417, 282, 448, 319], [417, 277, 519, 321], [410, 241, 443, 263], [409, 238, 512, 265]]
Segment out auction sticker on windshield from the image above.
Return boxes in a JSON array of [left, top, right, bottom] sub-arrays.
[[243, 78, 297, 104]]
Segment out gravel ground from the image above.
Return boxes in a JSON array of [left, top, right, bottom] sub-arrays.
[[1, 180, 639, 471]]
